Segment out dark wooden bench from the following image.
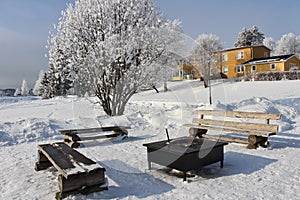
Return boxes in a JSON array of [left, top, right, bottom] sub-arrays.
[[35, 142, 107, 199], [184, 109, 281, 149], [59, 126, 129, 148]]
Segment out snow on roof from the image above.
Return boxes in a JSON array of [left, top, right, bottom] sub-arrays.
[[243, 54, 295, 65]]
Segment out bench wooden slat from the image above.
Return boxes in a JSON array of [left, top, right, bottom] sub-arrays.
[[70, 133, 126, 141], [54, 143, 95, 165], [37, 144, 75, 177], [201, 134, 249, 144], [192, 118, 279, 133], [59, 126, 129, 135], [196, 110, 281, 120], [184, 124, 275, 137]]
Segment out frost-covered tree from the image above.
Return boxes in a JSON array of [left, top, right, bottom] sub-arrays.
[[21, 80, 28, 96], [33, 70, 44, 96], [152, 19, 184, 92], [263, 37, 276, 54], [39, 66, 57, 99], [14, 88, 20, 97], [275, 33, 300, 55], [234, 26, 265, 47], [192, 33, 223, 56], [191, 33, 223, 87], [47, 0, 181, 116]]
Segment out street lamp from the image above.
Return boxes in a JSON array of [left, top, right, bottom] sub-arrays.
[[208, 60, 212, 105]]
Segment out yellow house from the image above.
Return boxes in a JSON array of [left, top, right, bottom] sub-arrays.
[[172, 64, 201, 81], [172, 45, 300, 80], [220, 45, 271, 78], [243, 54, 300, 74]]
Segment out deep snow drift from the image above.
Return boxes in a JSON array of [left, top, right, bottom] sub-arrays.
[[1, 80, 300, 200]]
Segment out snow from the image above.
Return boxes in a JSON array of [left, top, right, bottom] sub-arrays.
[[1, 80, 300, 199]]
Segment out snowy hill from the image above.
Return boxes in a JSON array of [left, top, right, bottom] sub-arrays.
[[0, 80, 300, 199]]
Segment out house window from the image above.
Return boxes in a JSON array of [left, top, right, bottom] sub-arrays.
[[222, 54, 228, 61], [223, 66, 228, 74], [264, 52, 269, 58], [290, 63, 296, 70], [270, 63, 276, 70], [252, 65, 256, 72], [236, 65, 245, 73], [236, 51, 244, 59]]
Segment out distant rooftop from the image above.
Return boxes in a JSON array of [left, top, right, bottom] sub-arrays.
[[221, 45, 271, 52]]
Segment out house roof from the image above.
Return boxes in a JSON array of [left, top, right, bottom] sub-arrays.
[[243, 54, 295, 65], [221, 45, 271, 52]]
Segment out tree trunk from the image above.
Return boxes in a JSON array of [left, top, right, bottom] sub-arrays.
[[164, 81, 168, 92]]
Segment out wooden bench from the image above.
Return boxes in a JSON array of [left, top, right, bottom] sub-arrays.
[[35, 142, 107, 199], [184, 109, 281, 149], [60, 126, 129, 148]]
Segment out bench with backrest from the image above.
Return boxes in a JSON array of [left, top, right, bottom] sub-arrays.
[[184, 109, 281, 149], [35, 142, 107, 199], [60, 126, 129, 148]]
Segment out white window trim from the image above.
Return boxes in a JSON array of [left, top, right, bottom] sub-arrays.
[[251, 65, 256, 72], [236, 51, 244, 60], [223, 66, 228, 74], [222, 54, 228, 61], [236, 65, 245, 73], [270, 63, 276, 70]]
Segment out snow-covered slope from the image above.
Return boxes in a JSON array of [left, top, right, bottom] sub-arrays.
[[1, 80, 300, 199]]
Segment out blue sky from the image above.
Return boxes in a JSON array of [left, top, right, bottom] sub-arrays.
[[0, 0, 299, 88]]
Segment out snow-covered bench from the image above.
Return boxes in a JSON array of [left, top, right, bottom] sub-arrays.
[[35, 142, 107, 199], [184, 110, 281, 149], [59, 126, 129, 148]]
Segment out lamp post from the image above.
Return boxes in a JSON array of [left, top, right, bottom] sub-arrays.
[[208, 60, 212, 105]]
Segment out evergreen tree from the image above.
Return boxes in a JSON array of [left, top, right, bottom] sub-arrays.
[[234, 26, 265, 47]]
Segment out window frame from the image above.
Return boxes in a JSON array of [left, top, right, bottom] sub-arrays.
[[251, 65, 256, 72], [236, 65, 245, 73], [270, 63, 276, 70], [223, 66, 228, 74], [222, 54, 228, 61], [236, 51, 244, 60], [290, 63, 296, 69]]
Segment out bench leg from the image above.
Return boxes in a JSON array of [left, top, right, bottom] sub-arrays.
[[35, 150, 52, 171], [148, 161, 152, 170], [56, 181, 108, 200], [259, 137, 269, 148], [247, 136, 270, 149], [183, 171, 187, 182]]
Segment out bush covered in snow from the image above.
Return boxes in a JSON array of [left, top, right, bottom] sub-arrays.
[[244, 71, 300, 81]]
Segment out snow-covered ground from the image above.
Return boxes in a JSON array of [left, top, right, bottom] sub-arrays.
[[1, 80, 300, 200]]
